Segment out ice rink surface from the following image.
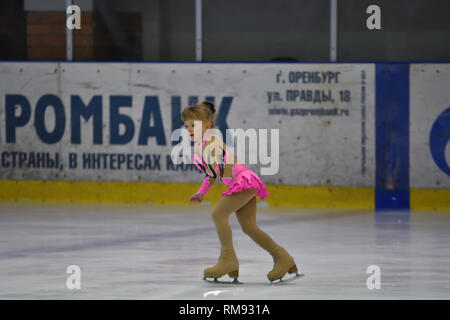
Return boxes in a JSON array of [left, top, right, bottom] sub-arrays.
[[0, 201, 449, 300]]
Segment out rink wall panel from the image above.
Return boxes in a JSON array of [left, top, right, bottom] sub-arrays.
[[0, 62, 375, 187], [409, 64, 450, 211], [0, 62, 448, 210], [375, 64, 410, 210]]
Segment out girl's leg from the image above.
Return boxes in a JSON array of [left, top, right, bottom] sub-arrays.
[[204, 188, 257, 279], [236, 196, 297, 281]]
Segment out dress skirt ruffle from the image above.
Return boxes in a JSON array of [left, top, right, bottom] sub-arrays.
[[221, 164, 269, 200]]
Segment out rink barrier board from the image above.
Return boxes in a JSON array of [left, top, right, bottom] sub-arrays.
[[410, 189, 450, 211], [1, 180, 448, 210], [375, 64, 410, 210], [375, 63, 450, 212], [0, 180, 374, 209], [0, 62, 375, 188], [0, 61, 449, 210]]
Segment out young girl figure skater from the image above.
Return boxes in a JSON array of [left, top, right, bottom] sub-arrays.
[[182, 101, 300, 283]]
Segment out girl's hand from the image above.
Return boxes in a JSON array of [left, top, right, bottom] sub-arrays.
[[189, 192, 204, 204]]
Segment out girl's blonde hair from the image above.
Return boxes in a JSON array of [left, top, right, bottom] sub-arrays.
[[181, 100, 216, 126]]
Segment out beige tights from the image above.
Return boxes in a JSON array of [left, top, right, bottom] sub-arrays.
[[204, 188, 297, 281]]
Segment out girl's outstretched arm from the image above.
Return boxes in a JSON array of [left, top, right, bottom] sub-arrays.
[[189, 175, 215, 203]]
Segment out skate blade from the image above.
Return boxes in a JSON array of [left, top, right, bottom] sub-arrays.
[[203, 277, 244, 285], [270, 272, 305, 285]]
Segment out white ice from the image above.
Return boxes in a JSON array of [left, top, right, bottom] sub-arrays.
[[0, 201, 449, 299]]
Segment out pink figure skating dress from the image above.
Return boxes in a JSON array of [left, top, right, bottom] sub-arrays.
[[192, 132, 269, 200]]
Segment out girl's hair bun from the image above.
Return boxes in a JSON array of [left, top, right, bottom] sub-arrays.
[[203, 101, 216, 114]]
